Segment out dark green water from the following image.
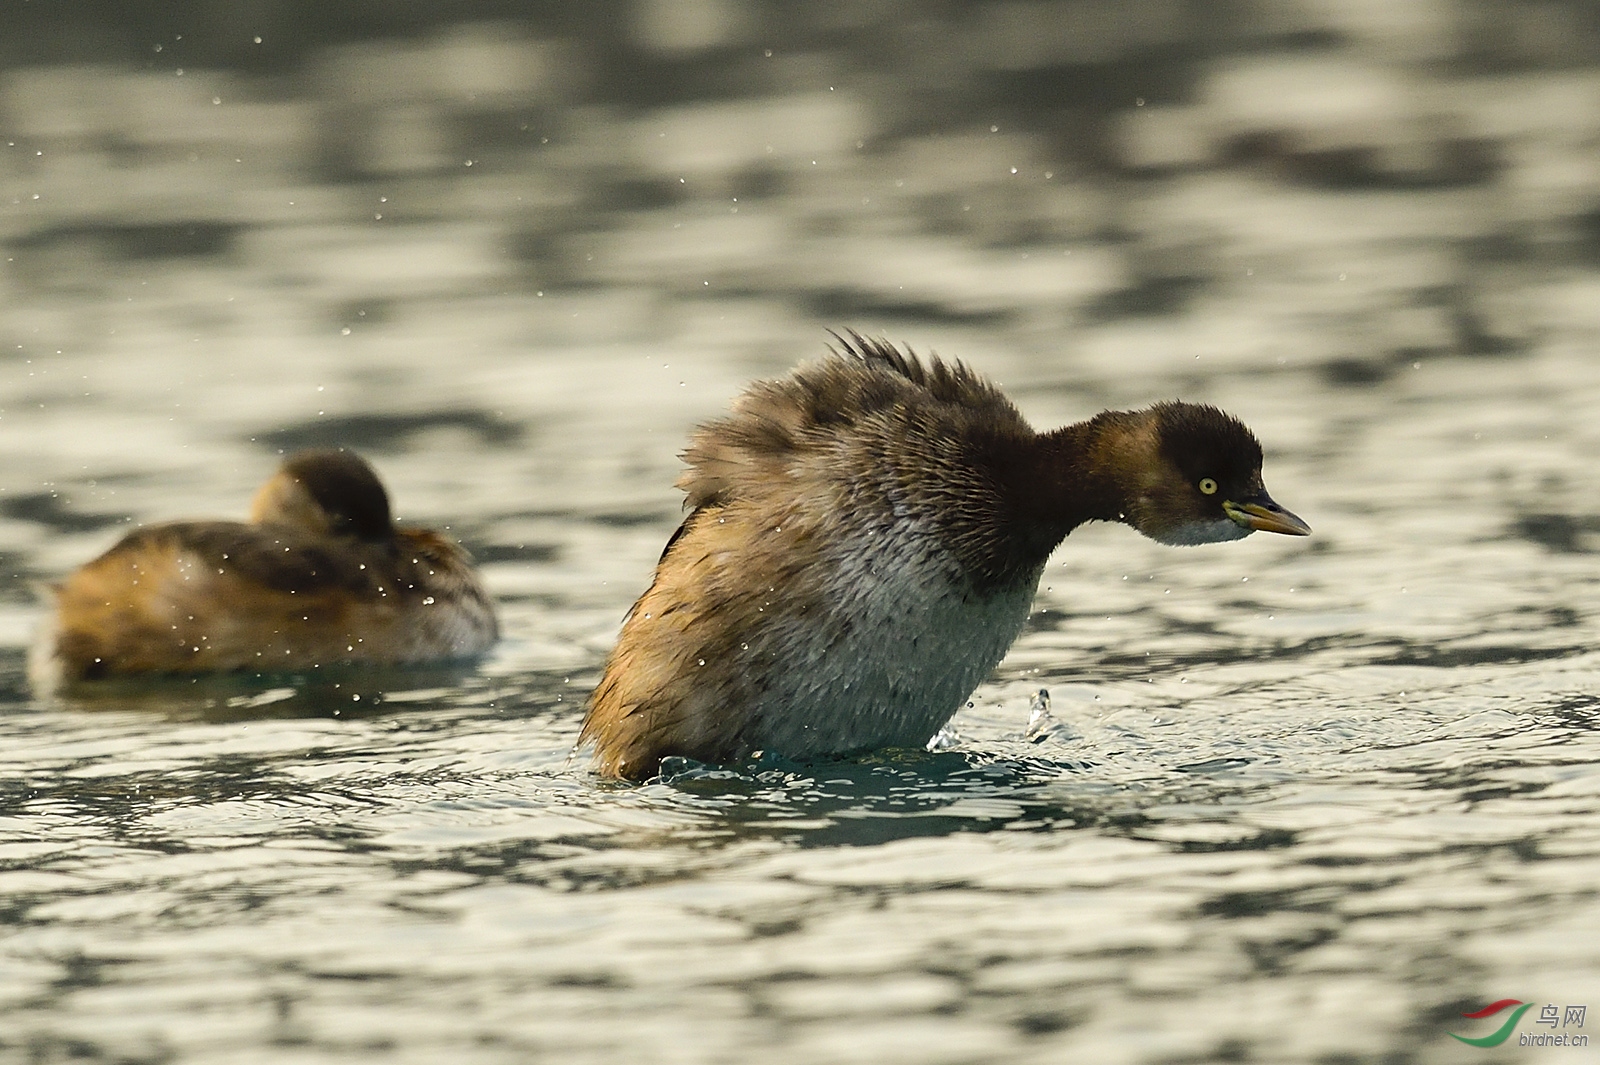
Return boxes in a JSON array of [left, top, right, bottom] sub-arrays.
[[2, 6, 1600, 1062]]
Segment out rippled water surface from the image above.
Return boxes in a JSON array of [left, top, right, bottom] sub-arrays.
[[5, 9, 1600, 1063]]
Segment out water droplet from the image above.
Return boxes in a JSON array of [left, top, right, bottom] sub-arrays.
[[1025, 689, 1055, 742]]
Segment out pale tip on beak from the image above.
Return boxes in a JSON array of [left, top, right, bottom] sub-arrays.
[[1223, 496, 1311, 536]]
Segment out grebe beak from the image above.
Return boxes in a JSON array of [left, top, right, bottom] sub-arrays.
[[1223, 494, 1311, 536]]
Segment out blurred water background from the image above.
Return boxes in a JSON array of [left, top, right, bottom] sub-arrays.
[[3, 2, 1600, 1062]]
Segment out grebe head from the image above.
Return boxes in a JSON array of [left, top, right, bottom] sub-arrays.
[[1120, 402, 1310, 546], [248, 450, 394, 543]]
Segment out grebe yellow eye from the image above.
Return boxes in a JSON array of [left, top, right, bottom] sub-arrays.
[[1198, 477, 1218, 495]]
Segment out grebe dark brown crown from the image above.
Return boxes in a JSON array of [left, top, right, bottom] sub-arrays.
[[277, 450, 394, 542], [248, 449, 394, 544]]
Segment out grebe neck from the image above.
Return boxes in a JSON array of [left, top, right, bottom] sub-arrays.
[[1006, 410, 1154, 540]]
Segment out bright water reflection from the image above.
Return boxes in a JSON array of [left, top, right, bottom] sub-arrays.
[[4, 6, 1600, 1063]]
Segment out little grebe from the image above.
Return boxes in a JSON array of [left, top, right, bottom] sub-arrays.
[[30, 450, 497, 691], [581, 334, 1309, 780]]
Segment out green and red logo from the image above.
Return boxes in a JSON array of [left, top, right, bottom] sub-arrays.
[[1450, 1000, 1533, 1047]]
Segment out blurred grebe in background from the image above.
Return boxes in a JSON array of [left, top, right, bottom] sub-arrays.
[[30, 450, 497, 692]]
